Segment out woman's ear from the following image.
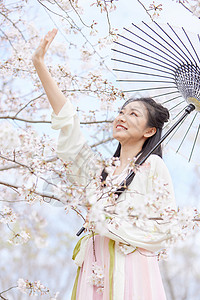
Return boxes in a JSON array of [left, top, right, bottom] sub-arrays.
[[144, 127, 157, 138]]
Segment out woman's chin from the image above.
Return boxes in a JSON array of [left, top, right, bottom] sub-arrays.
[[113, 132, 126, 142]]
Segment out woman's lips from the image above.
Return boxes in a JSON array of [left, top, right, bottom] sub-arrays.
[[116, 124, 127, 130]]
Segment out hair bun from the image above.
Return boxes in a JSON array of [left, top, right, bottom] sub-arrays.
[[160, 106, 170, 124]]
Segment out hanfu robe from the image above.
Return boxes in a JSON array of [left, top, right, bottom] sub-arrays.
[[51, 99, 176, 300]]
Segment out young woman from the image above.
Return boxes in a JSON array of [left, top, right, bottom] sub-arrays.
[[32, 29, 176, 300]]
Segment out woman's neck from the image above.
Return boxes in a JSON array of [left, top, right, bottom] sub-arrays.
[[119, 143, 142, 167]]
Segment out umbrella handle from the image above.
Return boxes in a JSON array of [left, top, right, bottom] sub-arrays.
[[76, 226, 85, 236]]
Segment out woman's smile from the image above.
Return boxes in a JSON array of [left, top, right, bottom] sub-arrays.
[[116, 124, 128, 130]]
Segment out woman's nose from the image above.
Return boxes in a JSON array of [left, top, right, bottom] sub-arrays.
[[118, 114, 127, 122]]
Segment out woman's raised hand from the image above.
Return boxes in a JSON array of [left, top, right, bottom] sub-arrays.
[[32, 28, 67, 115], [32, 28, 58, 65]]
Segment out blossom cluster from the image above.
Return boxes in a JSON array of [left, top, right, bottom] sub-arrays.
[[148, 1, 163, 18], [189, 0, 200, 17], [87, 262, 104, 293], [17, 278, 59, 298], [91, 0, 118, 13], [0, 203, 49, 247], [8, 230, 30, 245], [0, 205, 17, 224]]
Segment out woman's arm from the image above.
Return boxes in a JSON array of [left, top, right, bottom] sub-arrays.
[[32, 29, 66, 115], [32, 29, 101, 187]]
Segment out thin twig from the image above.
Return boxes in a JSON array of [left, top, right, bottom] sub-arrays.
[[67, 0, 91, 28], [0, 28, 16, 51], [71, 206, 85, 221], [0, 11, 26, 40], [103, 0, 112, 34], [43, 6, 73, 46], [92, 230, 97, 262], [14, 93, 45, 117], [0, 285, 18, 300], [36, 0, 76, 29], [0, 154, 33, 172], [37, 0, 114, 74], [136, 0, 154, 21]]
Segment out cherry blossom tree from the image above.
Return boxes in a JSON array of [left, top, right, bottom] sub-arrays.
[[0, 0, 200, 299]]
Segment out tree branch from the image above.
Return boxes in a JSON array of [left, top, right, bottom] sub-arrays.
[[136, 0, 154, 21], [0, 155, 57, 171], [0, 180, 63, 203], [0, 115, 112, 124]]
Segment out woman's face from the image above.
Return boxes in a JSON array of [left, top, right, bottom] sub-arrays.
[[113, 101, 155, 145]]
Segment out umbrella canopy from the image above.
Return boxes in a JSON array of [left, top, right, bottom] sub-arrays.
[[112, 21, 200, 164]]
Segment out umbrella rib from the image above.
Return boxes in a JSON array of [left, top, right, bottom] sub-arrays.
[[182, 27, 200, 64], [171, 106, 186, 120], [117, 79, 175, 83], [112, 58, 174, 75], [189, 124, 200, 162], [122, 86, 177, 93], [113, 68, 174, 79], [155, 22, 194, 65], [113, 41, 175, 71], [162, 95, 182, 104], [123, 28, 180, 66], [168, 23, 197, 64], [164, 118, 185, 146], [169, 100, 185, 111], [198, 34, 200, 52], [117, 34, 176, 68], [143, 21, 190, 65], [176, 112, 198, 153], [131, 23, 184, 66], [151, 90, 180, 98]]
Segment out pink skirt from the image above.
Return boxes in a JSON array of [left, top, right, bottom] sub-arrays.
[[71, 235, 167, 300]]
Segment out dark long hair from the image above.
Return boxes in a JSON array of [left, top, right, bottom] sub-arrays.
[[100, 97, 169, 192]]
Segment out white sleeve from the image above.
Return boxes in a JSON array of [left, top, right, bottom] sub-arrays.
[[96, 155, 176, 253], [51, 100, 101, 187]]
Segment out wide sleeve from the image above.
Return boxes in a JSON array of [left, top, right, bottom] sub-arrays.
[[94, 155, 177, 253], [51, 100, 101, 187]]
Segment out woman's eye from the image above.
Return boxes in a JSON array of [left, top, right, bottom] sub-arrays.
[[131, 112, 137, 116]]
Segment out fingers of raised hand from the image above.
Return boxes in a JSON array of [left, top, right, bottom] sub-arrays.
[[44, 28, 58, 44], [33, 29, 58, 61], [39, 28, 58, 51]]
